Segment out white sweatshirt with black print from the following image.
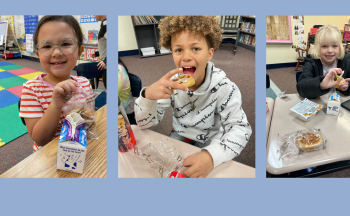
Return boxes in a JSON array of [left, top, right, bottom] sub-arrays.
[[134, 61, 252, 168]]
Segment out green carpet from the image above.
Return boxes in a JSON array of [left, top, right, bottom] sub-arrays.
[[0, 103, 27, 146], [0, 65, 25, 71], [0, 76, 28, 89]]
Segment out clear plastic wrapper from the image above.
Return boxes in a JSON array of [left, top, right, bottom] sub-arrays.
[[277, 128, 327, 167], [132, 138, 186, 178], [62, 87, 100, 140]]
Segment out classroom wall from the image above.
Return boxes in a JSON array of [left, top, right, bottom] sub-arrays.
[[7, 15, 101, 59], [266, 16, 350, 65], [118, 16, 138, 51]]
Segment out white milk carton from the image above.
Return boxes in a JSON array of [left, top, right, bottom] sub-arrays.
[[57, 112, 87, 174], [327, 92, 340, 116], [57, 141, 87, 174]]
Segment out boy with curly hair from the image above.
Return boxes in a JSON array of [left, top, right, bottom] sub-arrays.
[[135, 16, 252, 178]]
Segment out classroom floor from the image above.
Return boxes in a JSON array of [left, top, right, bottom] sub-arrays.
[[120, 43, 256, 168], [0, 57, 106, 175], [267, 66, 350, 177]]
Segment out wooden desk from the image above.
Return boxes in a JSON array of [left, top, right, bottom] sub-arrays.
[[267, 94, 350, 175], [0, 105, 107, 178], [119, 125, 255, 178]]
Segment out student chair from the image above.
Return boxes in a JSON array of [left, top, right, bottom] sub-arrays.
[[127, 72, 142, 125], [296, 71, 303, 83], [128, 73, 142, 97], [18, 99, 26, 126], [294, 47, 308, 71], [76, 62, 106, 110], [220, 16, 240, 54]]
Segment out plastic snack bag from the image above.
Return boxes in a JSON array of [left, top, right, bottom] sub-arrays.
[[62, 86, 100, 140], [277, 128, 327, 167], [133, 138, 186, 178]]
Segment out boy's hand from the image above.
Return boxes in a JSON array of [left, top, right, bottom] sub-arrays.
[[182, 151, 214, 178], [145, 68, 188, 100], [52, 80, 79, 109], [338, 78, 350, 91], [97, 61, 106, 70], [320, 68, 343, 90]]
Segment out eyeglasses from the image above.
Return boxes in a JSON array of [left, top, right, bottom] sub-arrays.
[[36, 38, 78, 56]]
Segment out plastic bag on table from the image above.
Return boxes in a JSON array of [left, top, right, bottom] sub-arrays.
[[277, 128, 327, 167], [62, 86, 101, 140], [133, 138, 186, 178]]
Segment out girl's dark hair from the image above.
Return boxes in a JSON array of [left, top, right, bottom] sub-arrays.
[[34, 15, 84, 48], [118, 57, 130, 74]]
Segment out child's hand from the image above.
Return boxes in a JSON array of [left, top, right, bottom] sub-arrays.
[[52, 80, 79, 109], [320, 68, 343, 90], [145, 68, 188, 100], [182, 151, 214, 178], [338, 78, 350, 91]]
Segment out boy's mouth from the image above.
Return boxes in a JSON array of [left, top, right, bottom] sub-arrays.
[[182, 66, 196, 76]]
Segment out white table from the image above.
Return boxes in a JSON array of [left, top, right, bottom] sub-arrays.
[[119, 125, 255, 178], [267, 94, 350, 175]]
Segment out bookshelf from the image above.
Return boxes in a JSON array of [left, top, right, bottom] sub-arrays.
[[237, 16, 255, 52], [131, 16, 171, 58]]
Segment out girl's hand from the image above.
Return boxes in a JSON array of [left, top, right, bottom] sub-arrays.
[[320, 68, 343, 90], [144, 68, 188, 100], [338, 78, 350, 91], [52, 80, 79, 109]]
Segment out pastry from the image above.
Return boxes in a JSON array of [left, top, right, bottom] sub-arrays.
[[297, 132, 323, 151], [171, 74, 195, 89]]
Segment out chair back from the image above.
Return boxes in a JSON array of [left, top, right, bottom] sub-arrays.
[[296, 71, 303, 83], [128, 73, 142, 97], [18, 99, 26, 125], [296, 47, 307, 58], [266, 74, 270, 89], [76, 62, 103, 80]]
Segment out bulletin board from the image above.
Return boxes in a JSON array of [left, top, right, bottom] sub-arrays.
[[266, 16, 292, 43]]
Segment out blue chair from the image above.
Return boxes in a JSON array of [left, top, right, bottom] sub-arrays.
[[76, 62, 106, 110], [126, 72, 142, 125], [18, 99, 26, 126], [296, 71, 303, 83], [128, 72, 142, 97]]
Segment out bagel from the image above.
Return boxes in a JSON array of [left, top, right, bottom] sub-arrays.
[[297, 132, 323, 151], [171, 74, 195, 90]]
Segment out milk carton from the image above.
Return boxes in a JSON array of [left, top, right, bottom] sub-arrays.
[[57, 141, 87, 174], [327, 92, 340, 116], [57, 112, 87, 174]]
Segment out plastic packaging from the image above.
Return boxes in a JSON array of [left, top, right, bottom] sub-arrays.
[[277, 128, 327, 167], [290, 98, 323, 121], [62, 86, 100, 140], [133, 138, 186, 178], [118, 97, 136, 152]]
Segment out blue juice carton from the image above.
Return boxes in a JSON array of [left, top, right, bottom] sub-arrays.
[[57, 112, 87, 174]]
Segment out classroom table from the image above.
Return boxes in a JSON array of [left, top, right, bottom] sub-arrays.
[[0, 105, 107, 178], [266, 97, 275, 143], [119, 125, 255, 178], [266, 94, 350, 175]]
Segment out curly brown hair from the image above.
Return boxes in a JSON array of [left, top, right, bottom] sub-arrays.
[[158, 16, 223, 51]]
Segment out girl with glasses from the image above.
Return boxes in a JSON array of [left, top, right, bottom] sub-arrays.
[[19, 16, 92, 152]]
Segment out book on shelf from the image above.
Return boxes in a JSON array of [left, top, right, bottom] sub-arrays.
[[239, 33, 255, 46], [243, 22, 251, 32], [132, 16, 158, 25], [249, 24, 255, 33]]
